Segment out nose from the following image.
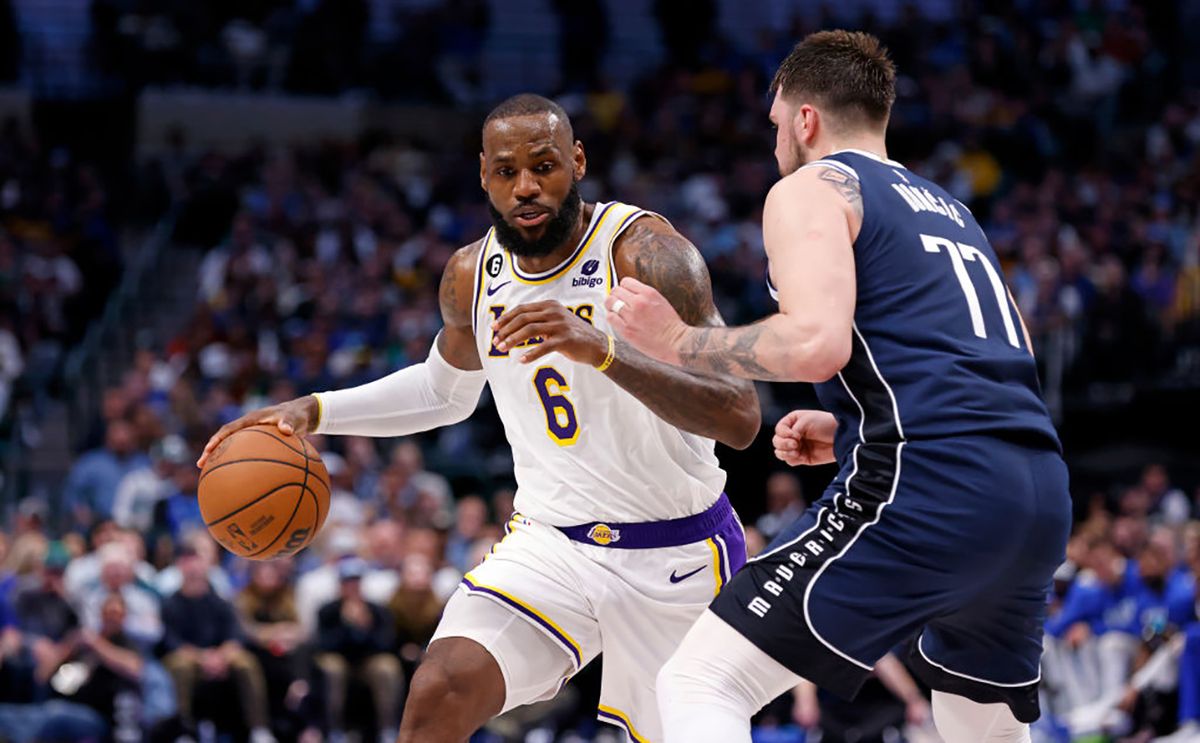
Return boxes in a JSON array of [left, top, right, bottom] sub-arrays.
[[513, 169, 540, 201]]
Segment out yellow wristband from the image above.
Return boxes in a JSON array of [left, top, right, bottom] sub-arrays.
[[595, 334, 616, 372], [311, 393, 324, 431]]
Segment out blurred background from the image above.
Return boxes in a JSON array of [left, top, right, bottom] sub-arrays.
[[0, 0, 1198, 741]]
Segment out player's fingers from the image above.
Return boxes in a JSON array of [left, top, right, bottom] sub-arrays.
[[494, 314, 552, 350], [774, 449, 803, 466], [607, 310, 630, 338], [492, 306, 550, 335], [518, 339, 558, 364], [772, 434, 798, 451], [604, 287, 635, 314], [499, 323, 554, 352], [777, 409, 804, 430], [617, 276, 651, 295], [198, 412, 281, 466]]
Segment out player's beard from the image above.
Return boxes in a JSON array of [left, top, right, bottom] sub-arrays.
[[489, 183, 583, 259], [780, 133, 810, 176]]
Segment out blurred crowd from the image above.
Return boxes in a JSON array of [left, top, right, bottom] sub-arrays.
[[0, 117, 123, 431]]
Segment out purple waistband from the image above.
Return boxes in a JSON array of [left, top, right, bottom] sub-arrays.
[[556, 493, 734, 549]]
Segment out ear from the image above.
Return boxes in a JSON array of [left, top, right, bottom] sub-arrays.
[[573, 140, 587, 181], [479, 152, 487, 191], [794, 104, 817, 149]]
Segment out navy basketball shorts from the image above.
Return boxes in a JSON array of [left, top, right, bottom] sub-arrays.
[[711, 434, 1071, 723]]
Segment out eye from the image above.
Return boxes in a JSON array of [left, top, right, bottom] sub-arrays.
[[497, 167, 514, 177], [535, 162, 554, 173]]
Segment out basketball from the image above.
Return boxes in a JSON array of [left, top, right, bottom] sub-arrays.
[[198, 425, 330, 560]]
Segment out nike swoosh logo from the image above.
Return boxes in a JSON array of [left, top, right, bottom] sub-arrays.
[[486, 280, 510, 296], [669, 566, 706, 583]]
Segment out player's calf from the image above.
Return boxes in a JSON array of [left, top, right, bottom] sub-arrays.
[[397, 637, 505, 743]]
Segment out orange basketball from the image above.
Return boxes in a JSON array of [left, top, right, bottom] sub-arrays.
[[198, 425, 330, 560]]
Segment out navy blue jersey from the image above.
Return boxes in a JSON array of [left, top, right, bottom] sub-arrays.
[[771, 149, 1061, 466]]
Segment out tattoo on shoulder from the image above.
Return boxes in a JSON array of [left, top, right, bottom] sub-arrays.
[[818, 167, 863, 218], [619, 221, 721, 327]]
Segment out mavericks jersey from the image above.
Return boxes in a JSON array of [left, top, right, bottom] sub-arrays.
[[472, 201, 727, 526], [769, 150, 1061, 479]]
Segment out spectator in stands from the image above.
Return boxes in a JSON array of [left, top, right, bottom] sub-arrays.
[[112, 434, 189, 534], [43, 592, 143, 737], [1044, 530, 1182, 736], [376, 440, 452, 527], [14, 542, 78, 688], [154, 531, 234, 600], [755, 472, 806, 543], [314, 557, 401, 743], [235, 559, 312, 737], [387, 552, 443, 666], [62, 420, 149, 530], [159, 543, 274, 743], [77, 542, 162, 651], [0, 311, 22, 421], [1141, 463, 1191, 525], [154, 447, 205, 541], [444, 495, 487, 573]]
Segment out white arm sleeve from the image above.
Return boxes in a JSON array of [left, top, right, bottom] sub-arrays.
[[312, 339, 486, 437]]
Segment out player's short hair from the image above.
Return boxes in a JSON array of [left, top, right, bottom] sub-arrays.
[[771, 30, 896, 131], [483, 94, 574, 140]]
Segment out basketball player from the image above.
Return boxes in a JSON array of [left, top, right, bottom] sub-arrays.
[[198, 94, 758, 742], [607, 31, 1071, 743]]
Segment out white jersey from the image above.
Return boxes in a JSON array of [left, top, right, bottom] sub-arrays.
[[471, 201, 726, 526]]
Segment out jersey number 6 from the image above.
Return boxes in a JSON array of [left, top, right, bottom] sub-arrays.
[[533, 366, 580, 446]]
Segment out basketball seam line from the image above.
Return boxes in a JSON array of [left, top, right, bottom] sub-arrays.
[[245, 427, 321, 462], [200, 458, 331, 493], [301, 437, 324, 533], [244, 448, 312, 559], [203, 481, 319, 528]]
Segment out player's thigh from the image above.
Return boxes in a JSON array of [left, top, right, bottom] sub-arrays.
[[709, 501, 940, 702], [907, 567, 1054, 724], [431, 590, 584, 713], [590, 532, 747, 742], [436, 520, 602, 712]]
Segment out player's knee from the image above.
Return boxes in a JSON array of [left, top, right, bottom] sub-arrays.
[[406, 650, 496, 718], [406, 659, 457, 714]]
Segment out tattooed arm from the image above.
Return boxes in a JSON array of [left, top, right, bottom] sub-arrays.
[[487, 218, 760, 448], [602, 217, 761, 448], [608, 166, 858, 382]]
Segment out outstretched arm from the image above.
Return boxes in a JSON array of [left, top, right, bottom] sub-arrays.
[[198, 243, 486, 466], [608, 167, 858, 383], [491, 217, 760, 449]]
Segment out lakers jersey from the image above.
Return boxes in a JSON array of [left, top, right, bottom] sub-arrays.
[[471, 201, 726, 526]]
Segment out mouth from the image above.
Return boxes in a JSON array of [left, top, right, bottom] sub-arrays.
[[512, 206, 551, 228]]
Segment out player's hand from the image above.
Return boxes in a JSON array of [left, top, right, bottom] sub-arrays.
[[792, 686, 821, 728], [604, 277, 689, 366], [492, 301, 608, 366], [905, 697, 932, 728], [197, 396, 319, 468], [773, 409, 837, 466]]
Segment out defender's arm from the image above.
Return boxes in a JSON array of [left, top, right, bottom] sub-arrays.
[[604, 218, 760, 449], [608, 168, 857, 382]]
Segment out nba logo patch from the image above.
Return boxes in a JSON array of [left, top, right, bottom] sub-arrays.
[[587, 524, 620, 545]]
